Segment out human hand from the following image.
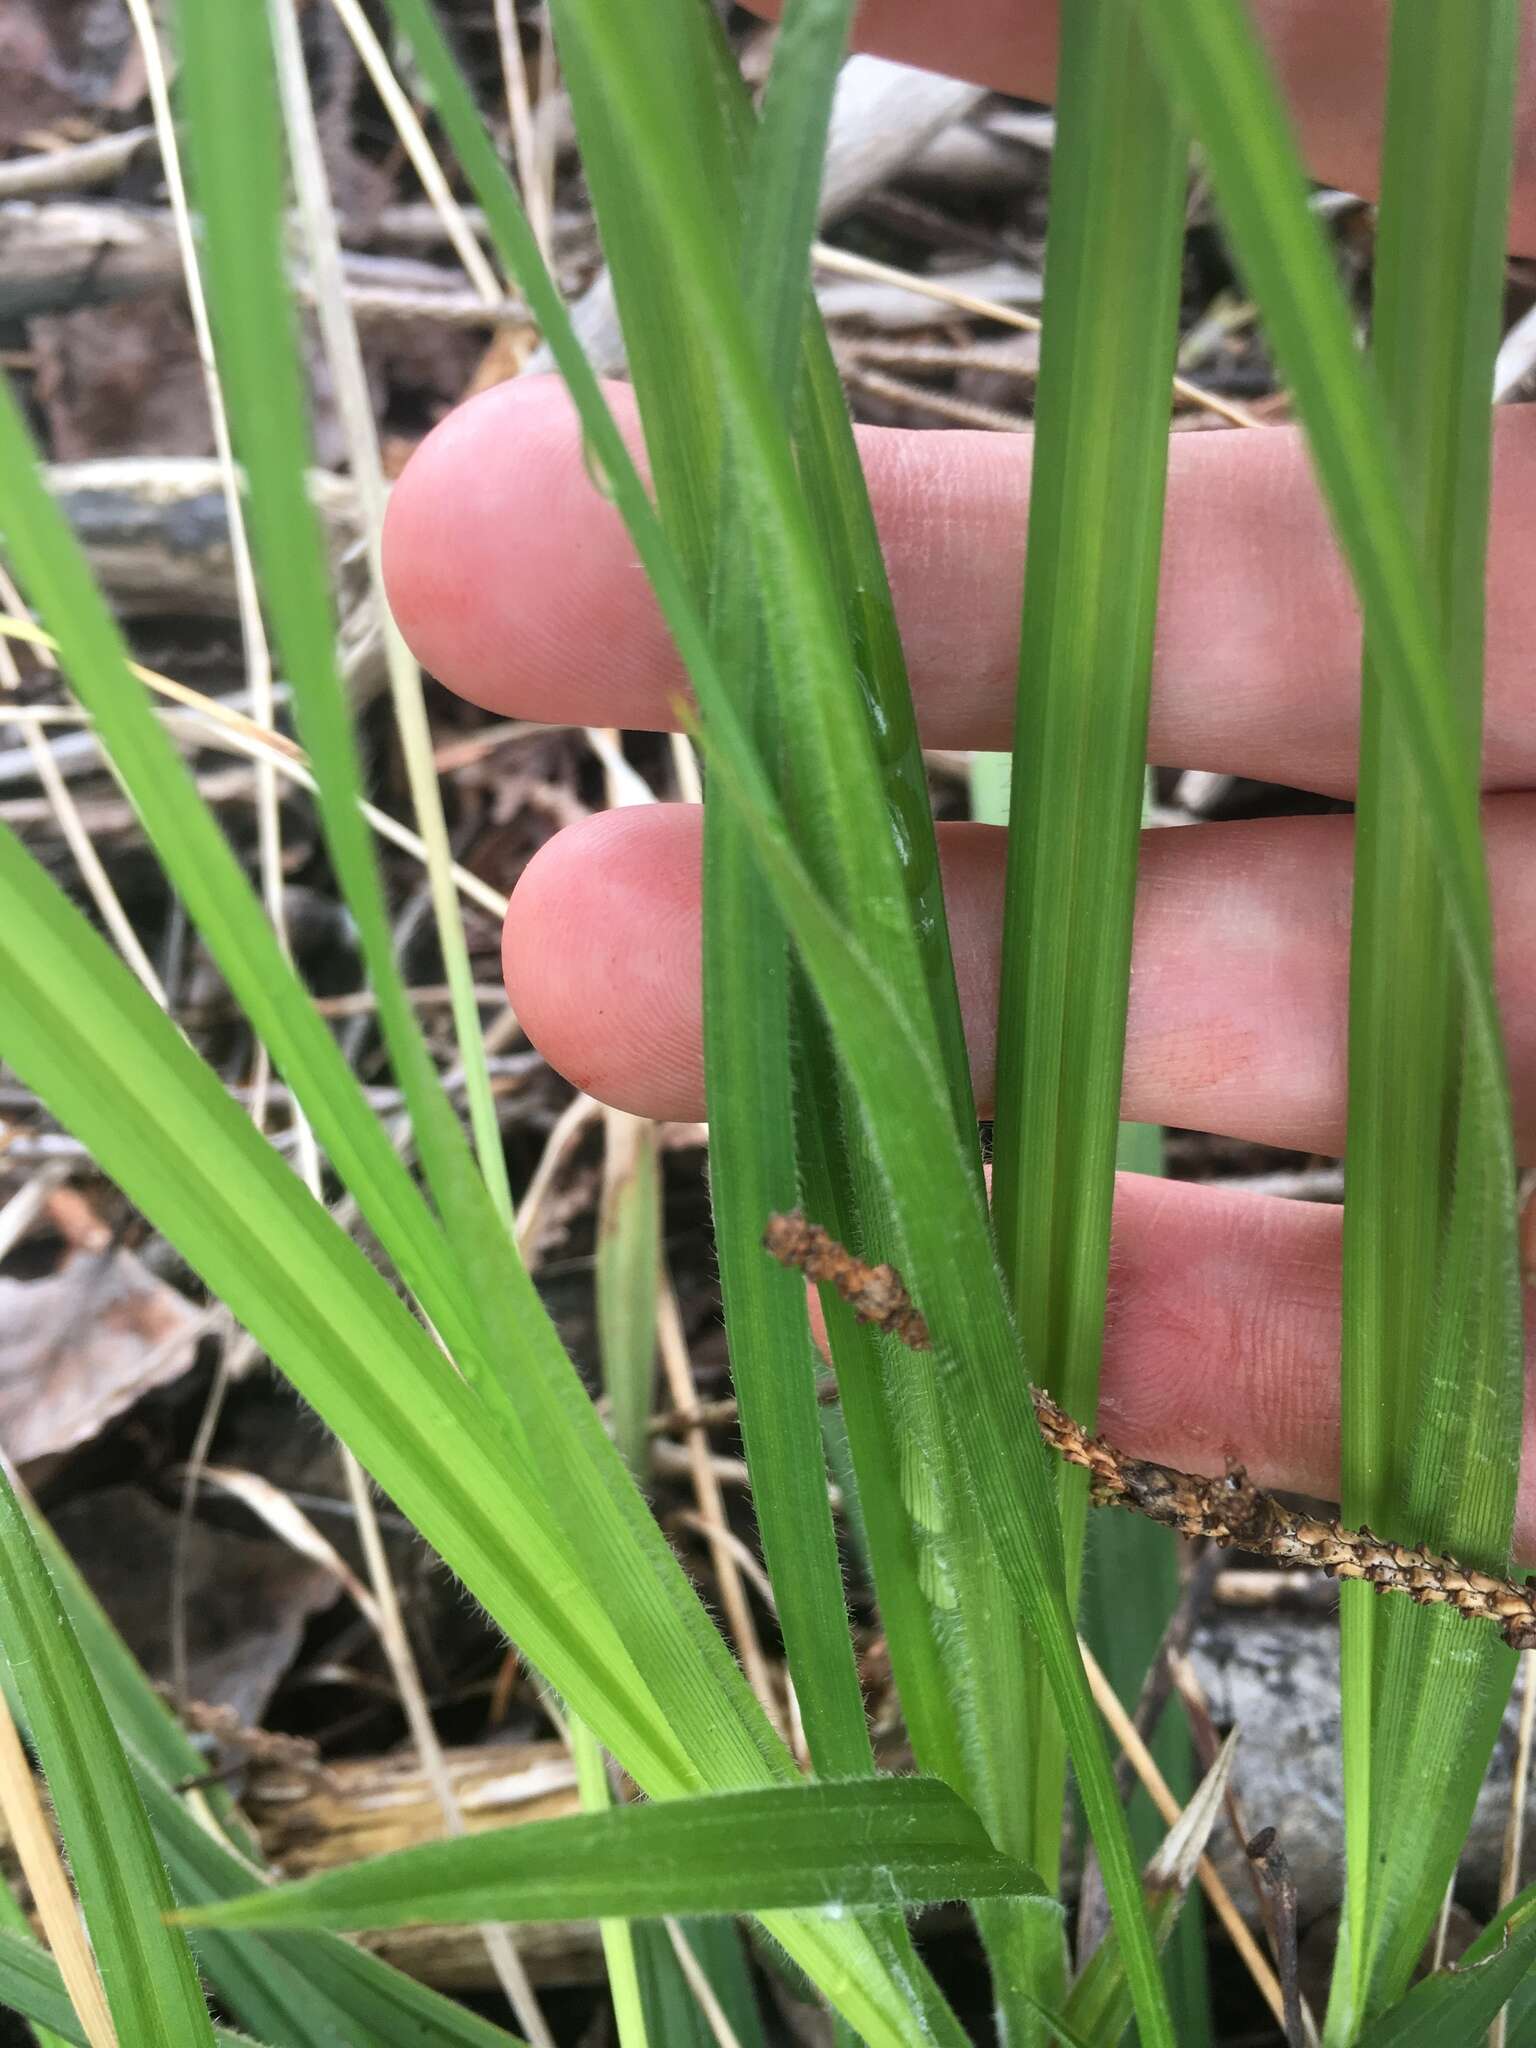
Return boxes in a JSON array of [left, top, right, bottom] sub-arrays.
[[382, 0, 1536, 1546]]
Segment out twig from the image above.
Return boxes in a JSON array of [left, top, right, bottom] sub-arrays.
[[665, 1919, 747, 2048], [764, 1213, 1536, 1652], [1173, 1655, 1319, 2048], [656, 1279, 783, 1736], [0, 126, 156, 200], [1074, 1540, 1224, 1958], [843, 362, 1029, 434], [0, 597, 166, 1004], [0, 617, 510, 920], [810, 243, 1264, 430], [1246, 1829, 1306, 2048]]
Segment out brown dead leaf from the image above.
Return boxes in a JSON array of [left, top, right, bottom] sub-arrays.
[[0, 1246, 203, 1462], [49, 1486, 340, 1726]]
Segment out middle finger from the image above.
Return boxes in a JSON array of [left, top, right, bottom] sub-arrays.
[[503, 794, 1536, 1155]]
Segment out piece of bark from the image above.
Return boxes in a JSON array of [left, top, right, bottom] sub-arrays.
[[44, 456, 362, 618], [0, 200, 181, 321]]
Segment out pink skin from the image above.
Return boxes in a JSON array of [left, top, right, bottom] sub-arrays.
[[381, 3, 1536, 1553], [745, 0, 1536, 259]]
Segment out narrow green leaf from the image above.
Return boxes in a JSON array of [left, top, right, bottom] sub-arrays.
[[0, 822, 698, 1788], [555, 23, 1053, 2043], [0, 805, 970, 2048], [0, 1931, 99, 2048], [0, 1933, 260, 2048], [1354, 1899, 1536, 2047], [1333, 4, 1522, 2028], [548, 0, 883, 1789], [19, 1501, 529, 2048], [596, 1113, 661, 1481], [1127, 5, 1524, 2039], [0, 1877, 74, 2048], [0, 1468, 214, 2044], [684, 707, 1175, 2044], [175, 1779, 1043, 1933], [1129, 0, 1511, 1137], [988, 0, 1187, 1891], [571, 1720, 651, 2048], [354, 8, 1171, 2032], [171, 0, 501, 1294], [630, 1921, 767, 2048], [178, 1, 826, 1814], [0, 377, 492, 1391]]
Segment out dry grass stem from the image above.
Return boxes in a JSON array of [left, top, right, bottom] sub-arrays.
[[656, 1277, 783, 1735], [0, 1684, 117, 2048], [809, 242, 1264, 429], [1077, 1637, 1288, 2031]]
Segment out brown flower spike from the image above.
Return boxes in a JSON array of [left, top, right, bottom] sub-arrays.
[[763, 1211, 1536, 1654]]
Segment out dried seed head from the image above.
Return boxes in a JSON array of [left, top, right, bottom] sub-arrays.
[[761, 1213, 1536, 1655], [763, 1210, 932, 1350]]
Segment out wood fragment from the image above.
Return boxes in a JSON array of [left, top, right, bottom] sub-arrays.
[[763, 1212, 1536, 1651]]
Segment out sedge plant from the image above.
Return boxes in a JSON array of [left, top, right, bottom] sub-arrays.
[[0, 0, 1528, 2044]]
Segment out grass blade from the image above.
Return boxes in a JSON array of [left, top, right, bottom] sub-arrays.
[[0, 820, 686, 1788], [548, 7, 1106, 2033], [596, 1112, 662, 1481], [1335, 4, 1522, 2031], [174, 0, 822, 1833], [342, 6, 1172, 2029], [0, 1470, 214, 2044], [1354, 1896, 1536, 2047], [172, 0, 502, 1274], [0, 374, 490, 1388], [545, 0, 878, 1793], [0, 1932, 105, 2048], [0, 1934, 261, 2048], [682, 705, 1175, 2043], [18, 1503, 528, 2048], [987, 0, 1187, 1890], [1127, 2, 1525, 2035], [0, 810, 971, 2044], [1129, 0, 1510, 1076], [632, 1923, 767, 2048], [570, 1722, 651, 2048], [0, 1880, 71, 2048], [176, 1778, 1043, 1934]]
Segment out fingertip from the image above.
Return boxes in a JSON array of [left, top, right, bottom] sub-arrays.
[[383, 376, 661, 722], [502, 805, 706, 1120]]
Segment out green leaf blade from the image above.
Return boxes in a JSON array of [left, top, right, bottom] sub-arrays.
[[176, 1780, 1043, 1934], [0, 1473, 214, 2045], [987, 0, 1188, 1905]]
